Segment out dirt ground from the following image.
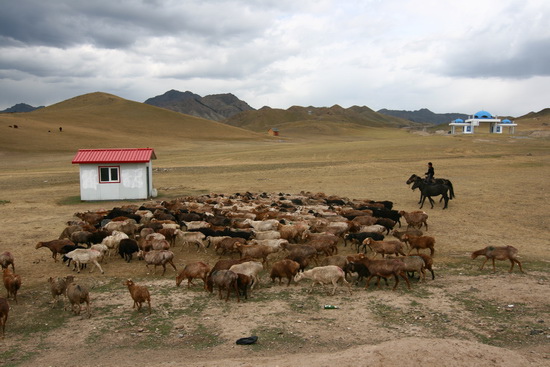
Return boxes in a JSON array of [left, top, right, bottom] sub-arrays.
[[0, 132, 549, 367]]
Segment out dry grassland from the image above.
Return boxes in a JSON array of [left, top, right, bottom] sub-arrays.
[[0, 111, 549, 366]]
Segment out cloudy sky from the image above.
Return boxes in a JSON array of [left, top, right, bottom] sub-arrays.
[[1, 0, 548, 116]]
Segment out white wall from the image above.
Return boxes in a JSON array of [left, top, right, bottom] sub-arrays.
[[79, 163, 151, 200]]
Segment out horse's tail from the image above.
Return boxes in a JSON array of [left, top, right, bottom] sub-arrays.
[[448, 181, 455, 200]]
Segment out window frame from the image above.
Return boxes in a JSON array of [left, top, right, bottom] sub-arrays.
[[98, 165, 121, 184]]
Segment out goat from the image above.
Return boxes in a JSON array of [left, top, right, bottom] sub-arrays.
[[270, 259, 301, 286], [36, 239, 75, 262], [175, 230, 206, 252], [294, 265, 352, 295], [101, 230, 129, 257], [0, 297, 8, 338], [3, 269, 21, 304], [65, 281, 91, 317], [401, 234, 436, 257], [118, 238, 139, 262], [123, 279, 151, 314], [176, 262, 211, 289], [48, 275, 74, 308], [471, 245, 524, 273], [64, 249, 105, 274], [235, 243, 277, 266], [0, 251, 15, 272], [396, 256, 426, 281], [398, 211, 428, 231]]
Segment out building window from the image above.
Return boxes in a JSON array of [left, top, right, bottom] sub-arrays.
[[99, 166, 120, 183]]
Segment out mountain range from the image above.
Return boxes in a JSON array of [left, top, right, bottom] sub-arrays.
[[377, 108, 469, 125]]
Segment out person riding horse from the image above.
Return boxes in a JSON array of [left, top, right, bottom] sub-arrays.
[[425, 162, 434, 183]]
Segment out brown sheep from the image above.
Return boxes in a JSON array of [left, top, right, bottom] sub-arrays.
[[398, 210, 428, 231], [363, 238, 406, 258], [355, 257, 410, 291], [206, 270, 240, 302], [123, 279, 151, 314], [235, 243, 277, 266], [270, 259, 301, 286], [0, 251, 15, 272], [48, 275, 74, 308], [176, 262, 211, 289], [401, 234, 435, 257], [65, 281, 91, 317], [471, 245, 524, 273], [3, 269, 21, 304], [36, 239, 76, 262], [0, 297, 8, 338]]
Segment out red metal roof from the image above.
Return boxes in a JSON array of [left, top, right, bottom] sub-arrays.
[[72, 148, 156, 164]]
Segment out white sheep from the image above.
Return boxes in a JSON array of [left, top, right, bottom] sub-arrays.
[[229, 261, 263, 290], [294, 265, 352, 295], [101, 230, 129, 257]]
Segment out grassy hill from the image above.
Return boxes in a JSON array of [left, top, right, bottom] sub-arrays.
[[223, 104, 414, 135], [0, 92, 264, 153]]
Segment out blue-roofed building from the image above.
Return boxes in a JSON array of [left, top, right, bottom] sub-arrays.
[[449, 110, 517, 134]]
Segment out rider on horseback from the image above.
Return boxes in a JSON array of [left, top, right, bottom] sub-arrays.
[[425, 162, 434, 183]]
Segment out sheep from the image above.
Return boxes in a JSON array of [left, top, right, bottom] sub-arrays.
[[278, 222, 310, 243], [391, 229, 423, 241], [401, 234, 436, 257], [123, 279, 151, 314], [118, 238, 139, 262], [48, 275, 74, 308], [358, 224, 386, 234], [415, 253, 435, 280], [471, 245, 524, 273], [174, 230, 206, 252], [3, 269, 21, 304], [375, 218, 397, 234], [142, 250, 177, 275], [396, 255, 426, 282], [206, 270, 240, 302], [90, 244, 109, 262], [243, 219, 280, 232], [294, 265, 352, 295], [344, 232, 385, 252], [64, 249, 105, 274], [229, 261, 263, 290], [236, 273, 252, 300], [36, 239, 76, 262], [253, 230, 281, 240], [270, 259, 301, 286], [70, 230, 94, 246], [398, 210, 428, 231], [236, 243, 278, 266], [101, 230, 129, 257], [0, 251, 15, 272], [176, 261, 211, 289], [65, 281, 91, 317], [248, 238, 289, 252], [205, 235, 230, 250], [285, 244, 318, 270], [0, 297, 8, 338], [363, 238, 406, 258], [103, 219, 139, 238], [182, 220, 211, 230], [214, 237, 245, 255], [355, 257, 411, 291], [320, 255, 349, 270]]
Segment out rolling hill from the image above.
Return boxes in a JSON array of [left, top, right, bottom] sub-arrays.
[[0, 92, 265, 153]]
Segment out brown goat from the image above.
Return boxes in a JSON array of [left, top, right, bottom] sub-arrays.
[[3, 269, 21, 304], [471, 245, 524, 273], [363, 238, 406, 258], [123, 279, 151, 314], [176, 262, 211, 289], [0, 297, 8, 338], [207, 270, 240, 302], [401, 234, 435, 257], [0, 251, 15, 272], [36, 239, 76, 262]]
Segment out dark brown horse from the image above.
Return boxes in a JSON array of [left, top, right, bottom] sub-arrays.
[[407, 175, 454, 209], [406, 174, 455, 205]]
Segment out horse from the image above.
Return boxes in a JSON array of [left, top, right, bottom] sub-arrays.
[[406, 174, 455, 204], [408, 176, 454, 209]]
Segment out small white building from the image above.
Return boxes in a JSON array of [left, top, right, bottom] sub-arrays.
[[72, 148, 157, 201], [449, 110, 517, 134]]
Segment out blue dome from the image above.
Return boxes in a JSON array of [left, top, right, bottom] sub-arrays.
[[474, 110, 493, 119], [502, 119, 511, 123], [454, 118, 464, 123]]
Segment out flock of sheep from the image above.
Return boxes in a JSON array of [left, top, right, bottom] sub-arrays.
[[0, 191, 524, 337]]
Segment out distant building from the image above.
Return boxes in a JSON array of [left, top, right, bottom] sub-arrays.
[[449, 110, 517, 134], [268, 128, 279, 136], [72, 148, 157, 201]]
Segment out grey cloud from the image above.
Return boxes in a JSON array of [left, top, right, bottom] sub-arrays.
[[443, 37, 550, 79]]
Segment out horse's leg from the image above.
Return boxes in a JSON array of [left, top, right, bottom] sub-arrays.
[[419, 196, 426, 209], [428, 196, 435, 209], [442, 193, 449, 209]]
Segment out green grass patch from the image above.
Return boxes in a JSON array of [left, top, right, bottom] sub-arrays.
[[56, 195, 83, 205], [0, 199, 10, 205], [183, 323, 224, 350]]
